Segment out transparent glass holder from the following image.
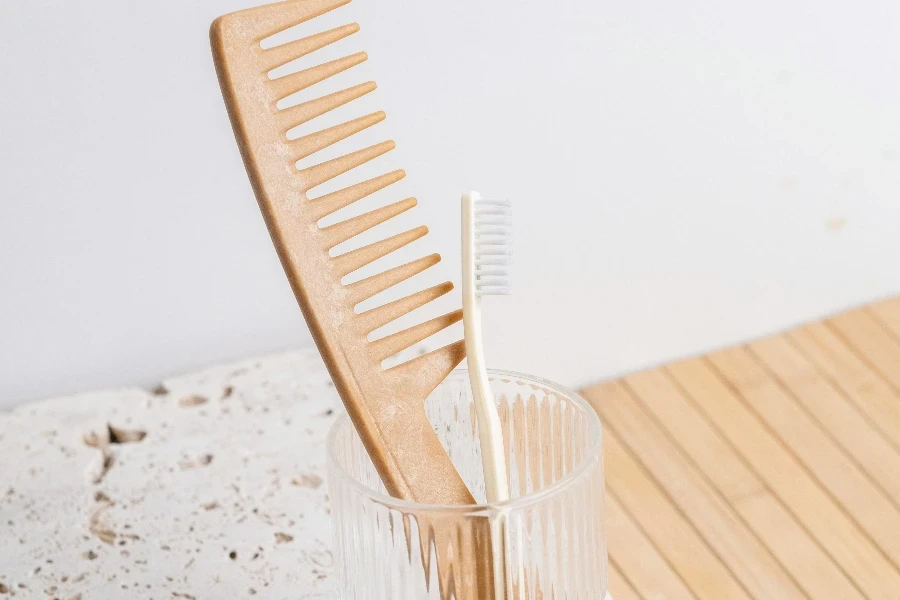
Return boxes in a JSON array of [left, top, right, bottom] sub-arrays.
[[327, 369, 610, 599]]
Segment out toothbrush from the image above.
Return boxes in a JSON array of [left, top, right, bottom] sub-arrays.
[[461, 191, 511, 504]]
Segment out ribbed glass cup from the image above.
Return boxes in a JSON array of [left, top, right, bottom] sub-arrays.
[[327, 369, 609, 600]]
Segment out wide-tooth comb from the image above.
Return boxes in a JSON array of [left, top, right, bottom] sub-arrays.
[[210, 0, 475, 507]]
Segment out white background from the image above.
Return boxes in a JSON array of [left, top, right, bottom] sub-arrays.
[[1, 0, 898, 407]]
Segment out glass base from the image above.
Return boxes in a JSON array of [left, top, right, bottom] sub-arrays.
[[327, 369, 609, 600]]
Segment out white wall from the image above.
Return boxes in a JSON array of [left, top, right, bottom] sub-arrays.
[[2, 0, 898, 407]]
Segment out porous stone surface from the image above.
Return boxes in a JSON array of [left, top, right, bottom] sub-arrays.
[[0, 350, 341, 599]]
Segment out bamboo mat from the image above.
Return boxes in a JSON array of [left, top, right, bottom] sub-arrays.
[[582, 297, 900, 600]]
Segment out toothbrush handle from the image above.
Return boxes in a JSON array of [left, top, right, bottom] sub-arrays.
[[462, 192, 510, 504]]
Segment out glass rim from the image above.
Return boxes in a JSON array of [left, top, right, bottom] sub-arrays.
[[325, 367, 603, 514]]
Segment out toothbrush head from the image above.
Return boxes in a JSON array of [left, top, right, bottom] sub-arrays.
[[473, 198, 512, 296]]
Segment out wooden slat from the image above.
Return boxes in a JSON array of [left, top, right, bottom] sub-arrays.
[[584, 381, 804, 599], [749, 334, 900, 502], [623, 370, 762, 502], [788, 322, 900, 450], [603, 431, 751, 599], [870, 297, 900, 338], [605, 492, 697, 600], [608, 561, 643, 600], [582, 297, 900, 599], [622, 368, 864, 600], [830, 307, 900, 392], [708, 346, 900, 568], [666, 357, 900, 598]]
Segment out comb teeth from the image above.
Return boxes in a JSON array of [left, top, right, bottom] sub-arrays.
[[308, 169, 405, 220], [333, 226, 428, 278], [217, 0, 351, 42], [298, 140, 395, 192], [321, 196, 416, 249], [261, 22, 360, 72], [270, 51, 368, 100], [346, 254, 440, 306], [370, 310, 464, 360], [357, 282, 454, 334], [277, 81, 377, 130], [214, 0, 460, 360], [289, 110, 385, 161]]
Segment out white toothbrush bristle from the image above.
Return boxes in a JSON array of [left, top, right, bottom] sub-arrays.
[[473, 199, 511, 296]]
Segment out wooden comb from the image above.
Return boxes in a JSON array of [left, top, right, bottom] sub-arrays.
[[209, 0, 475, 507]]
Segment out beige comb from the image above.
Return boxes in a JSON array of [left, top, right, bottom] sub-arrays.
[[210, 0, 474, 506]]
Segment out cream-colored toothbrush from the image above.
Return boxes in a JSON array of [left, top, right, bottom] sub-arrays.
[[461, 191, 511, 504]]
